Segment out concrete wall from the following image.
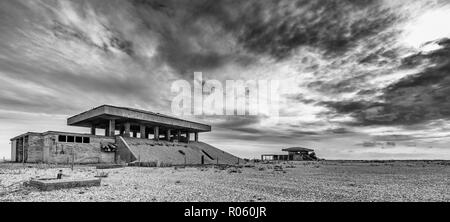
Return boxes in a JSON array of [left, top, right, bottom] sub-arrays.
[[11, 139, 16, 162], [44, 134, 116, 164], [26, 135, 44, 162], [293, 154, 303, 161], [11, 132, 116, 164], [16, 138, 23, 162], [115, 136, 135, 163]]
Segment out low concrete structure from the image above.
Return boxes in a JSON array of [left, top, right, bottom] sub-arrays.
[[10, 105, 240, 165], [261, 147, 318, 161], [10, 131, 115, 164], [28, 178, 101, 191]]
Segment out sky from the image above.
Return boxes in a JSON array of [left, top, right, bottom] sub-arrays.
[[1, 0, 450, 160]]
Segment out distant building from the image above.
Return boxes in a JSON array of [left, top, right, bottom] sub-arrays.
[[261, 147, 318, 161], [10, 105, 240, 165]]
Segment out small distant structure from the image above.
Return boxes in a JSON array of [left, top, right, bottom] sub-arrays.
[[261, 147, 318, 161]]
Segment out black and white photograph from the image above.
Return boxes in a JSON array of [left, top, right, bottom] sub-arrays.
[[0, 0, 449, 208]]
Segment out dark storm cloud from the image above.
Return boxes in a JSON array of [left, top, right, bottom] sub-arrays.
[[129, 0, 400, 75], [307, 74, 372, 95], [52, 22, 135, 56], [358, 48, 398, 66], [204, 115, 323, 139], [321, 38, 450, 126], [285, 94, 316, 105], [0, 0, 182, 115], [0, 55, 155, 114], [209, 116, 262, 129], [188, 0, 398, 60], [326, 127, 353, 134], [320, 100, 383, 115], [400, 38, 450, 69], [285, 129, 320, 136], [372, 134, 414, 141], [376, 39, 450, 125], [130, 0, 251, 75]]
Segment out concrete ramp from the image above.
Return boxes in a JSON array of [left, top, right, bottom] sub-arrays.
[[188, 142, 242, 165], [116, 137, 242, 165]]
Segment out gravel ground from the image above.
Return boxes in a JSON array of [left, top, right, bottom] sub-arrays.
[[0, 160, 449, 202]]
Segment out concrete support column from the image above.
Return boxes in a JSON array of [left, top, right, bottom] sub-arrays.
[[105, 126, 109, 136], [186, 132, 190, 143], [166, 129, 171, 141], [91, 124, 96, 135], [21, 137, 25, 163], [195, 132, 199, 142], [177, 130, 181, 141], [140, 125, 146, 139], [124, 122, 131, 137], [109, 119, 116, 137], [154, 126, 159, 141]]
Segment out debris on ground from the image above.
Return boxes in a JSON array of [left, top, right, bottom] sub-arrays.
[[0, 181, 29, 197], [244, 164, 255, 168], [94, 172, 109, 178], [227, 167, 242, 174], [257, 166, 266, 171], [128, 161, 158, 167], [96, 164, 124, 169], [273, 165, 283, 171]]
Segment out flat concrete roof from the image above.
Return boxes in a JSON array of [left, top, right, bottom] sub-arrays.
[[10, 131, 114, 141], [67, 105, 211, 132], [282, 147, 314, 152]]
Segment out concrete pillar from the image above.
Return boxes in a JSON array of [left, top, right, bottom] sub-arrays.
[[109, 119, 116, 137], [22, 137, 25, 163], [91, 124, 96, 135], [186, 132, 190, 143], [140, 125, 146, 139], [177, 130, 181, 141], [154, 126, 159, 141], [166, 129, 171, 141], [124, 122, 131, 137], [105, 125, 109, 136], [194, 132, 199, 142]]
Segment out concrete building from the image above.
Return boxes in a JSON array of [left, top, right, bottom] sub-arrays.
[[11, 105, 241, 165], [261, 147, 318, 161]]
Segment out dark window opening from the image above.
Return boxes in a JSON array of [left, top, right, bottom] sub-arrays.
[[75, 136, 83, 143], [67, 136, 74, 143], [83, 137, 90, 144], [58, 135, 67, 142]]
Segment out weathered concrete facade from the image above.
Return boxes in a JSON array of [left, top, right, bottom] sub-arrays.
[[11, 132, 115, 164], [10, 105, 216, 164]]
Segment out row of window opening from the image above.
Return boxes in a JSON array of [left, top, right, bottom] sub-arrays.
[[58, 135, 90, 144]]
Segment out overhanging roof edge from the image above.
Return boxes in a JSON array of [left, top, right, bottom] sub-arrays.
[[67, 105, 211, 131]]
